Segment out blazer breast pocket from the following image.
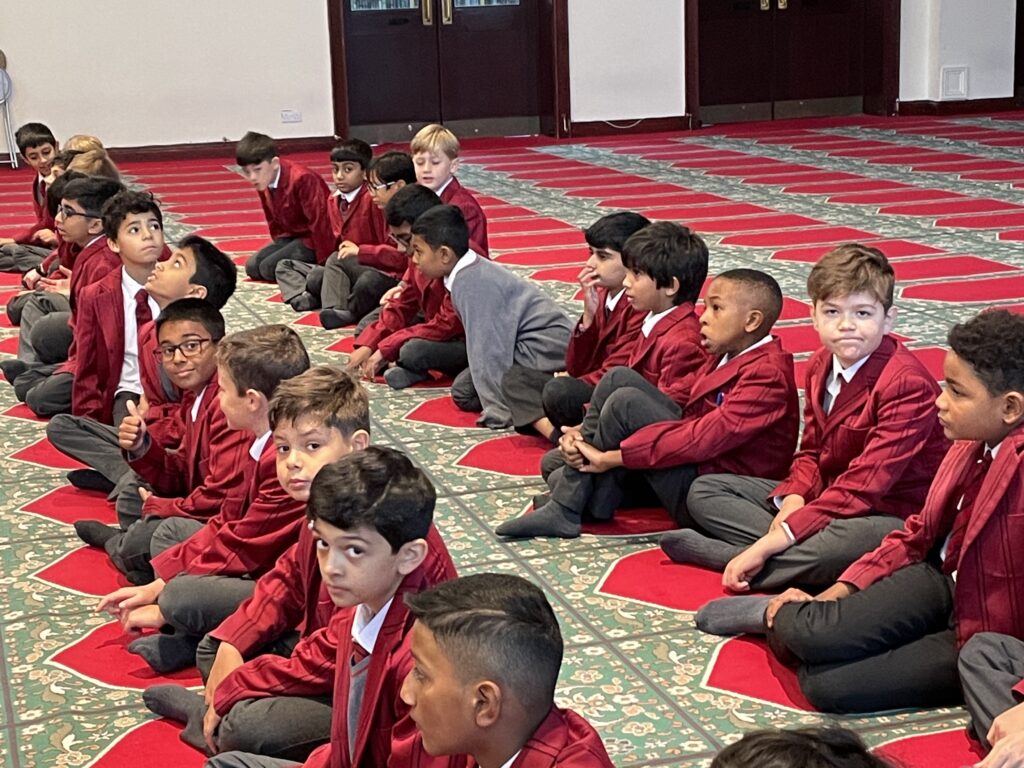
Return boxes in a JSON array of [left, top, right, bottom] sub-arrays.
[[834, 424, 870, 457]]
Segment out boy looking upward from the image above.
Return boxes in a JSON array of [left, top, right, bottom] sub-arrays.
[[402, 573, 614, 768], [410, 205, 572, 429], [238, 131, 334, 282]]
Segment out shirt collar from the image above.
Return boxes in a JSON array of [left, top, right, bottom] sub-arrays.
[[249, 430, 272, 461], [121, 267, 147, 296], [498, 751, 522, 768], [435, 176, 454, 197], [988, 441, 1002, 460], [269, 165, 282, 190], [641, 305, 676, 338], [334, 187, 361, 204], [716, 334, 774, 369], [605, 288, 625, 313], [190, 385, 208, 423], [351, 597, 393, 654], [442, 249, 480, 292], [831, 352, 871, 385]]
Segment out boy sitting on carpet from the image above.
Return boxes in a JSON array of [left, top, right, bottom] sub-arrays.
[[500, 211, 648, 443], [496, 269, 798, 539], [669, 245, 949, 624], [142, 366, 372, 762], [757, 310, 1024, 715], [410, 205, 572, 429], [0, 122, 59, 272], [96, 325, 311, 674], [204, 448, 460, 768], [401, 573, 614, 767]]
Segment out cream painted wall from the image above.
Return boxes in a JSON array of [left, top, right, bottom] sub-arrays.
[[0, 0, 335, 148], [566, 0, 686, 123], [899, 0, 1016, 102]]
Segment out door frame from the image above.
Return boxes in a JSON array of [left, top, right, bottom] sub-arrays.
[[683, 0, 901, 126], [326, 0, 571, 139]]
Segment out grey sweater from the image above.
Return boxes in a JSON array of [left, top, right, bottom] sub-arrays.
[[450, 254, 573, 428]]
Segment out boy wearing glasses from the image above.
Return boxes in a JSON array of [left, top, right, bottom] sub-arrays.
[[318, 150, 417, 329], [275, 140, 389, 314], [9, 176, 126, 416], [75, 299, 251, 585]]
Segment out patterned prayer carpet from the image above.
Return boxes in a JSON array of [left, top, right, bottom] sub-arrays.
[[6, 112, 1024, 766]]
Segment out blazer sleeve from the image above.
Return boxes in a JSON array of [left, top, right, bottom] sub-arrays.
[[301, 177, 337, 263], [838, 507, 936, 590], [773, 386, 826, 502], [150, 463, 305, 580], [784, 369, 945, 542], [209, 541, 309, 656], [621, 365, 793, 470], [214, 621, 337, 715], [357, 242, 407, 276], [69, 287, 105, 421], [140, 409, 252, 520]]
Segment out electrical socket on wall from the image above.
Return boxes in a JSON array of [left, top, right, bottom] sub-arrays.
[[280, 110, 303, 124]]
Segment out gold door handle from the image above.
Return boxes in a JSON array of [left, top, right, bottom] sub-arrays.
[[778, 0, 787, 8], [441, 0, 453, 24], [422, 0, 433, 25], [760, 0, 769, 9]]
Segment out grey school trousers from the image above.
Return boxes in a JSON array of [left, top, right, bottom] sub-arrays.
[[686, 474, 905, 591], [958, 632, 1024, 748], [0, 243, 49, 273]]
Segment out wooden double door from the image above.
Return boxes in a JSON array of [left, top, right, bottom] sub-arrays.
[[339, 0, 545, 143], [696, 0, 893, 124]]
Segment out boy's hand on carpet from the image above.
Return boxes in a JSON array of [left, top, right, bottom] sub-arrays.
[[576, 443, 622, 474], [979, 728, 1024, 767], [345, 346, 372, 373], [362, 350, 385, 379], [765, 588, 813, 628], [204, 703, 222, 753]]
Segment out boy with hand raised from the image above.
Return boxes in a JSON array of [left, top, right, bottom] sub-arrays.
[[402, 573, 614, 768]]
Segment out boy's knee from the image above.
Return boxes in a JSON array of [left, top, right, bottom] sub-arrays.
[[958, 633, 1006, 679], [45, 412, 75, 442], [797, 667, 855, 713]]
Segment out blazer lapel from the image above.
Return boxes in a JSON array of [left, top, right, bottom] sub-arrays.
[[961, 429, 1024, 555]]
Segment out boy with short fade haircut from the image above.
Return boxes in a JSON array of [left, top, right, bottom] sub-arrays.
[[0, 122, 59, 272], [319, 151, 419, 329], [75, 300, 251, 584], [69, 190, 165, 426], [497, 269, 798, 540], [275, 139, 389, 313], [762, 310, 1024, 715], [683, 244, 949, 636], [411, 205, 572, 429], [237, 131, 334, 283], [402, 573, 614, 768], [411, 123, 488, 252], [203, 448, 459, 768], [347, 184, 471, 390], [141, 366, 372, 761], [96, 325, 311, 675], [47, 234, 237, 509], [501, 211, 649, 442]]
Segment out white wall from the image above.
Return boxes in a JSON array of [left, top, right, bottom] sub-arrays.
[[566, 0, 686, 123], [900, 0, 1016, 102], [0, 0, 335, 148]]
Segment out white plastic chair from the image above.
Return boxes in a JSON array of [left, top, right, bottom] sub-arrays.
[[0, 68, 18, 169]]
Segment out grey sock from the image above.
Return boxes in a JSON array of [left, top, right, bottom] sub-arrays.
[[695, 595, 772, 636], [143, 684, 211, 753], [128, 633, 199, 674], [495, 500, 581, 539], [659, 529, 742, 570]]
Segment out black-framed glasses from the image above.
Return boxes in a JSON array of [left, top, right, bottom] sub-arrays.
[[154, 338, 213, 362], [57, 205, 100, 220], [390, 232, 413, 247]]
